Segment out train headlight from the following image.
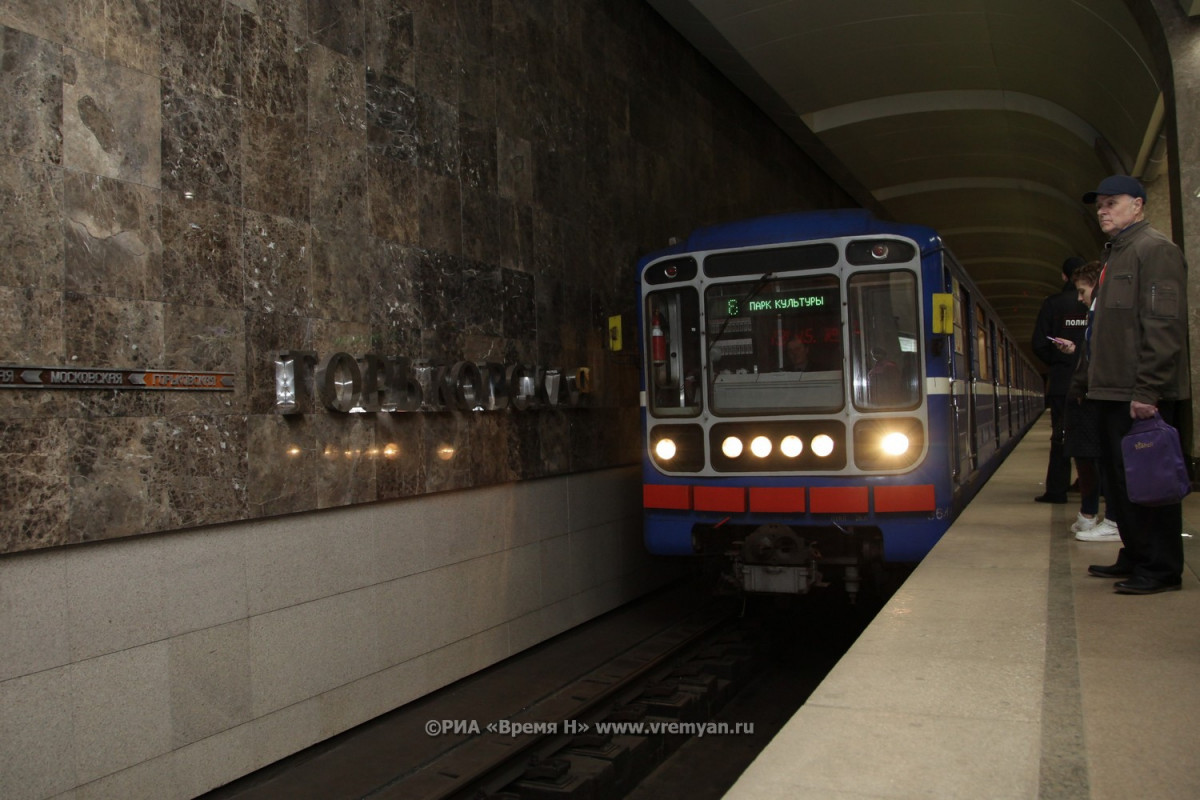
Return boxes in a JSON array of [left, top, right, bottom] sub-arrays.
[[881, 432, 910, 456], [780, 435, 803, 458], [750, 436, 772, 458], [654, 437, 677, 460], [721, 436, 744, 458], [811, 434, 835, 457]]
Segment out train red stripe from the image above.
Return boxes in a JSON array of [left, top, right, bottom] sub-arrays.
[[809, 486, 869, 513], [874, 484, 936, 512], [748, 487, 806, 512], [693, 486, 746, 512], [643, 484, 691, 509]]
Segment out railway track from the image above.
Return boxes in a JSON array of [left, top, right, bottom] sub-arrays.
[[372, 597, 748, 800]]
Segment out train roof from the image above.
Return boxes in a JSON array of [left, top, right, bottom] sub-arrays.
[[639, 209, 943, 269]]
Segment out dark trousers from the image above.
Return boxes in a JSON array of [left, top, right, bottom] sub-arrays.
[[1096, 400, 1184, 582], [1043, 395, 1072, 496]]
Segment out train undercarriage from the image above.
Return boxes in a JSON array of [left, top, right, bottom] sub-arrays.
[[692, 521, 889, 604]]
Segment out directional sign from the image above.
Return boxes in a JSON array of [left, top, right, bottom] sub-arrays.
[[0, 365, 235, 391]]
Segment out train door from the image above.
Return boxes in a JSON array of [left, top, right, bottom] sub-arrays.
[[996, 331, 1011, 442], [972, 304, 998, 463], [949, 278, 975, 481]]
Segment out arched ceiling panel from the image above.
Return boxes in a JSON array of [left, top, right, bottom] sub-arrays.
[[646, 0, 1163, 362]]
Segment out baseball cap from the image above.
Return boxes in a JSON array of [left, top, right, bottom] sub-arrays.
[[1082, 175, 1146, 204]]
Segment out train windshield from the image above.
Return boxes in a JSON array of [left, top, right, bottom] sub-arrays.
[[847, 270, 921, 410], [705, 275, 843, 415]]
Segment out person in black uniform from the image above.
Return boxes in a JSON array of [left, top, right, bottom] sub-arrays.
[[1031, 256, 1090, 502]]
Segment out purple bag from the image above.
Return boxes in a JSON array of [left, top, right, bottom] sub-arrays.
[[1122, 414, 1192, 506]]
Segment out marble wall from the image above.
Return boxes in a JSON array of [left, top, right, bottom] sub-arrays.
[[0, 0, 851, 555]]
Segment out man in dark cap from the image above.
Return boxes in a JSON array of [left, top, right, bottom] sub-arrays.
[[1031, 256, 1090, 503], [1080, 175, 1191, 594]]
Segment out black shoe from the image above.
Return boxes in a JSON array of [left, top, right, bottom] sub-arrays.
[[1114, 576, 1182, 595], [1088, 563, 1133, 578], [1034, 493, 1068, 504]]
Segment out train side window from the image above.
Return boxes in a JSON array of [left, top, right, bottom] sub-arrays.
[[646, 288, 702, 416], [848, 270, 921, 411], [974, 306, 991, 380]]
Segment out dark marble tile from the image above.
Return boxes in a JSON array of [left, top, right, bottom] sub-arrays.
[[459, 112, 495, 192], [416, 92, 459, 178], [366, 70, 418, 162], [459, 265, 502, 337], [64, 171, 162, 301], [418, 171, 462, 256], [369, 238, 424, 354], [458, 44, 496, 123], [368, 150, 419, 245], [243, 111, 311, 220], [308, 0, 363, 60], [309, 45, 367, 233], [501, 267, 535, 342], [311, 412, 377, 507], [62, 48, 160, 185], [413, 249, 463, 359], [67, 416, 173, 542], [238, 11, 311, 219], [158, 414, 249, 528], [0, 26, 62, 165], [413, 10, 459, 105], [251, 0, 309, 40], [537, 410, 569, 475], [423, 411, 472, 493], [161, 86, 243, 206], [364, 0, 413, 83], [0, 157, 64, 290], [161, 304, 247, 411], [0, 418, 73, 552], [66, 0, 160, 74], [456, 0, 494, 54], [161, 191, 244, 310], [312, 226, 373, 325], [0, 1, 66, 42], [161, 0, 243, 98], [247, 413, 322, 516], [461, 188, 500, 265], [0, 287, 64, 365], [496, 130, 532, 204], [504, 409, 543, 479], [64, 292, 165, 369], [374, 411, 426, 498], [242, 9, 308, 118], [466, 411, 512, 485], [242, 209, 312, 316]]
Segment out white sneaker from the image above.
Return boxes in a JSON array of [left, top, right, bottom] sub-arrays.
[[1075, 518, 1119, 541], [1070, 513, 1099, 533]]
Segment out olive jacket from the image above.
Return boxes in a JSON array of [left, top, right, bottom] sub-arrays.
[[1078, 220, 1190, 405]]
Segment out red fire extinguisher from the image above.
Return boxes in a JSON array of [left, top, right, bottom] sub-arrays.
[[651, 313, 666, 365]]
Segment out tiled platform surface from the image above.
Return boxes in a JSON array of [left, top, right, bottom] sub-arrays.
[[725, 415, 1200, 800]]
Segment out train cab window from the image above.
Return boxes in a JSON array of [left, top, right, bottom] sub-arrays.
[[646, 288, 703, 416], [704, 275, 843, 415], [848, 270, 921, 410]]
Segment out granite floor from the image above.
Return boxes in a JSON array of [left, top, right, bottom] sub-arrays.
[[725, 414, 1200, 800]]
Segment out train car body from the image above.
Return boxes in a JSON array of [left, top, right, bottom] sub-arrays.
[[638, 210, 1042, 599]]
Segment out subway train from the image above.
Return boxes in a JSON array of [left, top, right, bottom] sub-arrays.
[[637, 210, 1042, 601]]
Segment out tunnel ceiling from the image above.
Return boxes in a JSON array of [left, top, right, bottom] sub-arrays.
[[647, 0, 1164, 350]]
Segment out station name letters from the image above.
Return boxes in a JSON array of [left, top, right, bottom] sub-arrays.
[[274, 350, 592, 415]]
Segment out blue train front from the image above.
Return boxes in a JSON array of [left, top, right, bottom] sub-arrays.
[[638, 210, 1039, 600]]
